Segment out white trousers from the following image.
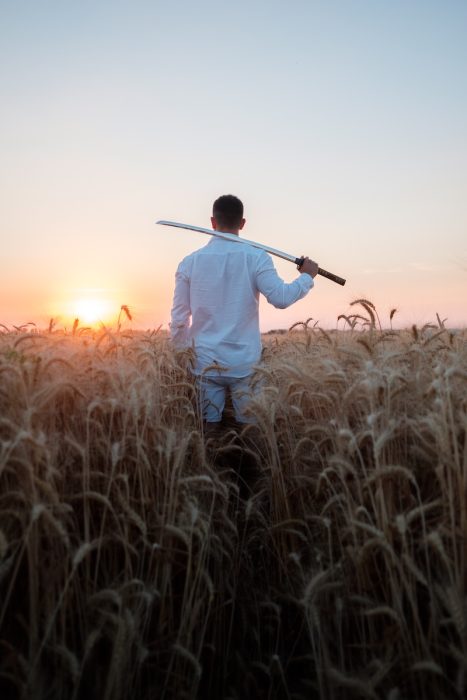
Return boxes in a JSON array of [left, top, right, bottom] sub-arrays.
[[197, 374, 255, 423]]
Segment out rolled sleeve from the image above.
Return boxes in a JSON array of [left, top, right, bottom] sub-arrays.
[[255, 252, 314, 309]]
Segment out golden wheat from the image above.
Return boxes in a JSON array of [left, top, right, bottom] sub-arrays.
[[0, 314, 466, 699]]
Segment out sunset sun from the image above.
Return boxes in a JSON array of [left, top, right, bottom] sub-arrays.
[[72, 298, 113, 325]]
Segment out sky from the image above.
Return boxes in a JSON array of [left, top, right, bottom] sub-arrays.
[[1, 0, 466, 330]]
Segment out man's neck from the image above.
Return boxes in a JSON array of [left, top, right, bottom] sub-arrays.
[[216, 228, 239, 235]]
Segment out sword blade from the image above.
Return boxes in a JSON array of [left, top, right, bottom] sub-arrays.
[[156, 219, 346, 286], [156, 219, 298, 264]]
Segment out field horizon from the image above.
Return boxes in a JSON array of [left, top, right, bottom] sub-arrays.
[[1, 301, 465, 337]]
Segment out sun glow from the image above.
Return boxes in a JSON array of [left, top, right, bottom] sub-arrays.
[[72, 298, 114, 326]]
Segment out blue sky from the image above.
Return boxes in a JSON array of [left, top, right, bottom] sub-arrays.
[[1, 0, 466, 328]]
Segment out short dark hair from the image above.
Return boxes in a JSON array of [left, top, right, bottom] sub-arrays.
[[212, 194, 244, 229]]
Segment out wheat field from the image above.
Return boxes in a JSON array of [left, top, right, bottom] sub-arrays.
[[0, 303, 466, 699]]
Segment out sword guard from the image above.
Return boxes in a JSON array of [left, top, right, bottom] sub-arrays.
[[295, 257, 305, 268]]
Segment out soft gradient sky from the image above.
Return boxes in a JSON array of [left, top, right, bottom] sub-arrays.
[[1, 0, 466, 330]]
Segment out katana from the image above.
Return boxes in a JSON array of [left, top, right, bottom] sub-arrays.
[[156, 220, 346, 286]]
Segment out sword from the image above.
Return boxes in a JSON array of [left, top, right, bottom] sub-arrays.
[[156, 220, 346, 286]]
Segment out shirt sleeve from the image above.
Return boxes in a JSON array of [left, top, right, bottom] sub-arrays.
[[255, 251, 314, 309], [170, 258, 191, 348]]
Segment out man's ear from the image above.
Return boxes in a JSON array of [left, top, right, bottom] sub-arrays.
[[239, 218, 246, 230], [211, 216, 217, 230]]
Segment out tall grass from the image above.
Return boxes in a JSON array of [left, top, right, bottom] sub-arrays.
[[0, 309, 465, 699]]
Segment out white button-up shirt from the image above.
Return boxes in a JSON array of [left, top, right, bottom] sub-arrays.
[[170, 236, 314, 377]]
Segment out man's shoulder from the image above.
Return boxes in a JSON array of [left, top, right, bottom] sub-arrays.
[[180, 245, 207, 264], [252, 247, 275, 270], [178, 240, 271, 267], [177, 242, 211, 272], [184, 241, 212, 260]]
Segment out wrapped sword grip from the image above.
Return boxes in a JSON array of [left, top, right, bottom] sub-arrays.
[[317, 267, 346, 286], [295, 258, 346, 286]]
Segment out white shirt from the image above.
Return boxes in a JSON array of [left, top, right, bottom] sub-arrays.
[[170, 236, 314, 377]]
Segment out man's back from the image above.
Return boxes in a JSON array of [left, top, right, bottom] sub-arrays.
[[171, 236, 314, 377]]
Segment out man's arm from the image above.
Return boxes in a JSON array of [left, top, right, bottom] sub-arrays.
[[256, 252, 317, 309], [170, 261, 191, 348]]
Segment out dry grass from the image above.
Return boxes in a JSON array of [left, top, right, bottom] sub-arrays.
[[0, 309, 466, 699]]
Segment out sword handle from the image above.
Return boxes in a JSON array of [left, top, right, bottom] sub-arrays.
[[294, 258, 346, 286], [317, 267, 346, 286]]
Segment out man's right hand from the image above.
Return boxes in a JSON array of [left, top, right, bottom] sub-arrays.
[[298, 256, 319, 278]]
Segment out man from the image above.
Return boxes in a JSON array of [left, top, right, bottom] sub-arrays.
[[170, 194, 318, 428]]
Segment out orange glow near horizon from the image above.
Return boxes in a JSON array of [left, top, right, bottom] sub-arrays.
[[43, 288, 123, 329], [71, 298, 115, 326]]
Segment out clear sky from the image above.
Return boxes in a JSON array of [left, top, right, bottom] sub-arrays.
[[1, 0, 466, 330]]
